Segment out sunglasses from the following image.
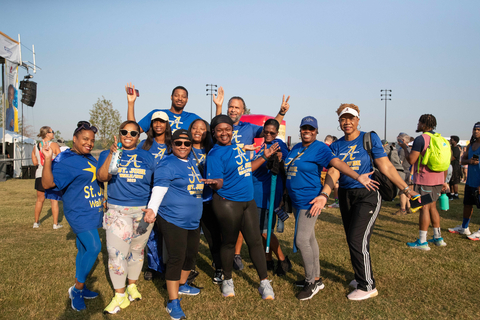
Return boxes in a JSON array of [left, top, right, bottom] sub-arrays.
[[264, 130, 277, 136], [120, 129, 139, 137], [48, 130, 54, 134], [74, 121, 98, 135], [174, 140, 192, 147]]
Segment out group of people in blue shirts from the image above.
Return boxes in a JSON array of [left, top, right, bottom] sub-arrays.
[[40, 84, 420, 319]]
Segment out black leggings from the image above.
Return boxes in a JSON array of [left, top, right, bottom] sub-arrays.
[[212, 193, 267, 280], [158, 215, 200, 281], [200, 201, 223, 269]]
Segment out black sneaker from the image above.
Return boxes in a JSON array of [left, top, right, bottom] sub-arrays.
[[266, 260, 275, 271], [276, 263, 286, 276], [296, 280, 324, 301], [144, 270, 153, 281], [213, 269, 223, 284], [280, 256, 292, 273]]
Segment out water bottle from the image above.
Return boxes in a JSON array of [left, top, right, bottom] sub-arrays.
[[276, 219, 284, 233], [108, 143, 123, 175], [439, 193, 449, 211]]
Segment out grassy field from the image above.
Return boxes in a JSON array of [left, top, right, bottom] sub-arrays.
[[1, 179, 480, 320]]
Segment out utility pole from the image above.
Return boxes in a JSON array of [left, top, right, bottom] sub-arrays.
[[206, 84, 217, 121], [380, 89, 392, 141]]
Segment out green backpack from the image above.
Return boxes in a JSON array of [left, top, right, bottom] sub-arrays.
[[420, 132, 451, 172]]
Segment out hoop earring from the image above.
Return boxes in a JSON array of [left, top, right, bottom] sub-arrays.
[[337, 126, 341, 131]]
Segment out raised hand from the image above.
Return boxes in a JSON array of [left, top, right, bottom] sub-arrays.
[[110, 136, 119, 154], [41, 141, 53, 160], [280, 95, 290, 115], [213, 86, 224, 107], [264, 142, 279, 158], [243, 144, 261, 152], [125, 82, 137, 104]]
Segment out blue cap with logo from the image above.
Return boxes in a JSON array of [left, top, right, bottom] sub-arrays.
[[300, 116, 318, 129]]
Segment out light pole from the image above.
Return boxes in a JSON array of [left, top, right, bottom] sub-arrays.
[[206, 84, 217, 121], [380, 89, 392, 141]]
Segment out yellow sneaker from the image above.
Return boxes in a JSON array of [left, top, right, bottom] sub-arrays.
[[127, 284, 142, 302], [103, 292, 130, 314]]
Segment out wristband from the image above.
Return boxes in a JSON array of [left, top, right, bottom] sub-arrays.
[[319, 192, 329, 199], [279, 112, 286, 116], [402, 186, 410, 195], [262, 154, 268, 161]]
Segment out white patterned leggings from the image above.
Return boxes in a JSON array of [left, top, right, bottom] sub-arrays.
[[104, 204, 154, 289]]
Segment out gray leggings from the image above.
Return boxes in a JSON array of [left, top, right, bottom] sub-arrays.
[[104, 204, 154, 289], [294, 208, 320, 284]]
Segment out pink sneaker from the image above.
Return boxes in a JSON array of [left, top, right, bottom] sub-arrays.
[[347, 288, 378, 301]]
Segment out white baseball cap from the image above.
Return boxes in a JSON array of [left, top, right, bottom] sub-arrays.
[[151, 111, 169, 122]]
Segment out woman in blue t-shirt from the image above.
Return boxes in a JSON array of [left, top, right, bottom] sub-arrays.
[[203, 115, 279, 300], [252, 119, 292, 276], [97, 121, 156, 314], [285, 116, 378, 301], [41, 121, 103, 311], [143, 129, 204, 320], [136, 110, 172, 281], [328, 104, 416, 301], [188, 119, 224, 284]]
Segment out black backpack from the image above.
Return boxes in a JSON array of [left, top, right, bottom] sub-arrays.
[[363, 132, 397, 201]]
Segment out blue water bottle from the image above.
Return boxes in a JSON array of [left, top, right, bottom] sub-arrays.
[[108, 143, 123, 175]]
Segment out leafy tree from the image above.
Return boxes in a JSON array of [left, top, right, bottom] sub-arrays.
[[244, 107, 251, 115], [54, 130, 63, 140], [89, 96, 122, 149]]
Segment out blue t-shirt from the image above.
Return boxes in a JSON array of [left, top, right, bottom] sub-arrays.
[[191, 147, 213, 202], [233, 121, 263, 159], [330, 132, 387, 189], [285, 140, 334, 210], [206, 144, 254, 202], [98, 149, 155, 207], [466, 145, 480, 188], [50, 150, 104, 234], [137, 139, 167, 164], [253, 139, 288, 209], [138, 109, 201, 133], [154, 155, 204, 230]]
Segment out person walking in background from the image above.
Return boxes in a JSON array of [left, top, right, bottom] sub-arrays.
[[31, 126, 62, 229], [41, 121, 103, 311], [97, 121, 156, 314], [448, 122, 480, 239], [395, 132, 412, 215], [449, 135, 462, 200], [398, 114, 449, 251]]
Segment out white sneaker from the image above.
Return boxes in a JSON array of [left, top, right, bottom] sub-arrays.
[[328, 201, 340, 208], [33, 222, 40, 228], [448, 225, 471, 235], [53, 224, 63, 230], [347, 288, 378, 301], [467, 230, 480, 241]]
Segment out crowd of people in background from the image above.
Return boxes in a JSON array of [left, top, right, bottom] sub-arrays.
[[32, 83, 480, 319]]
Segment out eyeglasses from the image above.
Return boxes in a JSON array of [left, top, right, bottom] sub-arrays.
[[174, 140, 192, 147], [120, 129, 139, 137], [264, 130, 277, 136], [74, 121, 98, 135]]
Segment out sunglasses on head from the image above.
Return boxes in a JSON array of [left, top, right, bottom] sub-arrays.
[[74, 121, 98, 135], [120, 129, 139, 137], [174, 140, 192, 147]]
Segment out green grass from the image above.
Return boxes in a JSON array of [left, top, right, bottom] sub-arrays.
[[1, 179, 480, 319]]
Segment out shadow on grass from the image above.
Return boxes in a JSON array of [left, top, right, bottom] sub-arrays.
[[378, 213, 419, 226], [319, 211, 343, 226], [39, 202, 65, 225]]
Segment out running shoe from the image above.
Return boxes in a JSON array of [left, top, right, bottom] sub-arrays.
[[68, 286, 86, 311], [233, 254, 244, 270], [166, 299, 186, 320], [427, 237, 447, 247], [82, 285, 99, 299], [406, 238, 431, 251], [276, 256, 292, 276], [467, 230, 480, 241], [103, 292, 130, 314], [448, 225, 471, 235], [127, 283, 142, 301], [33, 222, 40, 228], [296, 280, 324, 301], [347, 288, 378, 301], [222, 279, 235, 297], [53, 223, 63, 229], [213, 269, 224, 284], [258, 279, 275, 300], [328, 201, 340, 208], [178, 283, 200, 296], [392, 209, 407, 216]]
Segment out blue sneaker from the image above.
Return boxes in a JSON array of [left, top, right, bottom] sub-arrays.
[[68, 286, 86, 311], [406, 238, 431, 251], [166, 299, 186, 320], [178, 283, 200, 296], [82, 285, 99, 299], [427, 236, 447, 247]]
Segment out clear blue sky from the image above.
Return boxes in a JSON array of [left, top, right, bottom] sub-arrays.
[[3, 0, 479, 143]]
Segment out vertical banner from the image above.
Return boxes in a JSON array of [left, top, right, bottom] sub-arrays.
[[5, 60, 19, 132]]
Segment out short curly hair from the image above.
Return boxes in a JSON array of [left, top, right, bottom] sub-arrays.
[[418, 114, 437, 130], [336, 103, 360, 116]]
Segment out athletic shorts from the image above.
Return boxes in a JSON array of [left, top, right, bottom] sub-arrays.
[[257, 207, 276, 234], [463, 185, 479, 206], [35, 177, 45, 192], [413, 184, 442, 203]]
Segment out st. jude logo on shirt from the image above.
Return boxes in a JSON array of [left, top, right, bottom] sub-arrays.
[[339, 145, 361, 171], [117, 154, 147, 183], [82, 161, 103, 209], [233, 145, 251, 176], [187, 165, 204, 198]]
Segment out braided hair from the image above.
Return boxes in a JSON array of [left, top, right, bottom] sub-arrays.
[[418, 114, 437, 130]]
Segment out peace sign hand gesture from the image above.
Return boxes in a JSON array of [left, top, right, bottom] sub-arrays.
[[279, 95, 290, 115]]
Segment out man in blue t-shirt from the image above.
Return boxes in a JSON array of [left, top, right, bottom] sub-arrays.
[[213, 88, 291, 270], [127, 84, 201, 133]]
